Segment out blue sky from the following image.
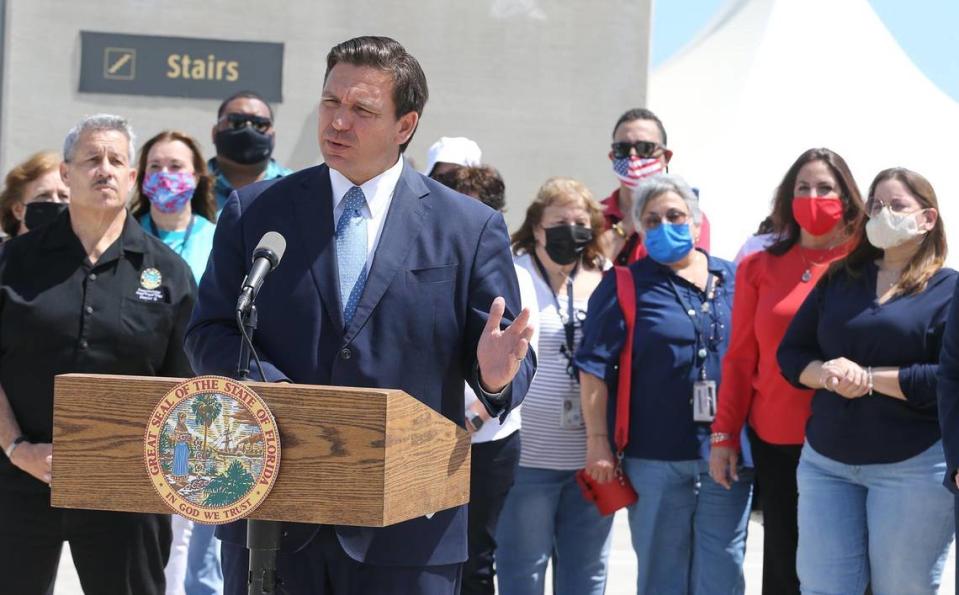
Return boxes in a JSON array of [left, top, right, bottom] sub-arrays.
[[652, 0, 959, 101]]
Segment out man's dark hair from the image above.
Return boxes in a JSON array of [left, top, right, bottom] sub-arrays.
[[216, 90, 274, 120], [434, 165, 506, 212], [325, 36, 429, 152], [612, 108, 668, 146]]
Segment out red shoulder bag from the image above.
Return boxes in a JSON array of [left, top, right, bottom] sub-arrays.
[[576, 266, 639, 515]]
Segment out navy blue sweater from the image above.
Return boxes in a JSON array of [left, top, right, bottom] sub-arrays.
[[778, 262, 956, 465], [936, 276, 959, 493]]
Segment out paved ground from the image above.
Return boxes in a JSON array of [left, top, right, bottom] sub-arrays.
[[54, 511, 956, 594]]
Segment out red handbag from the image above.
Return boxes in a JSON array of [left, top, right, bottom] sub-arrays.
[[577, 266, 639, 516]]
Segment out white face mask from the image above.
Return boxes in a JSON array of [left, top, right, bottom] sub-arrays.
[[865, 206, 925, 250]]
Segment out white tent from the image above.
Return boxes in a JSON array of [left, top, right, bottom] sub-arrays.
[[648, 0, 959, 262]]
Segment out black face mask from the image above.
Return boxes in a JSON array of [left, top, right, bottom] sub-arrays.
[[24, 201, 68, 232], [214, 127, 274, 165], [544, 224, 593, 265]]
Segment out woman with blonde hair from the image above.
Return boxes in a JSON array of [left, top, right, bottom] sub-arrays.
[[496, 177, 611, 595], [779, 167, 955, 594], [0, 151, 69, 238]]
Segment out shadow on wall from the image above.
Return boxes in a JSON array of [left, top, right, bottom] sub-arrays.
[[287, 102, 321, 171]]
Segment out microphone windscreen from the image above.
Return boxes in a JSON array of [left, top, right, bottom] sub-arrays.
[[254, 231, 287, 268]]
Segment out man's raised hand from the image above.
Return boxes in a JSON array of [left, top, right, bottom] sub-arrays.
[[477, 297, 533, 393]]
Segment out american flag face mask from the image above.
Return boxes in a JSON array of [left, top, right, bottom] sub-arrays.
[[612, 156, 664, 188]]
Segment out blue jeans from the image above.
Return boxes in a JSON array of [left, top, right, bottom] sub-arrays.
[[495, 466, 614, 595], [185, 522, 222, 595], [796, 441, 955, 595], [621, 457, 753, 595]]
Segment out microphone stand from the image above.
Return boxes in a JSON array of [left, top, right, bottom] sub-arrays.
[[236, 305, 257, 382], [235, 305, 283, 595]]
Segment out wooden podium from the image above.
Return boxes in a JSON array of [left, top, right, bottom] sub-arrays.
[[50, 374, 471, 527]]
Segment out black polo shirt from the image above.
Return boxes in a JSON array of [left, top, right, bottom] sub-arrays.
[[0, 211, 196, 492]]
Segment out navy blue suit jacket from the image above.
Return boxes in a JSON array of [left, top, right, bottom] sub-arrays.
[[184, 162, 534, 566]]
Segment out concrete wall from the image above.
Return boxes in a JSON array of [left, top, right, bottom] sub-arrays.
[[1, 0, 649, 230]]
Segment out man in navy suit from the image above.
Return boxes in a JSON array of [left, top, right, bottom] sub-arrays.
[[184, 36, 535, 594]]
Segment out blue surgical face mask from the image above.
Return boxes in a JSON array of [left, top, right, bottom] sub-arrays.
[[644, 222, 694, 264]]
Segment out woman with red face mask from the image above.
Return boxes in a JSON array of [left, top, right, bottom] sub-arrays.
[[708, 148, 865, 595]]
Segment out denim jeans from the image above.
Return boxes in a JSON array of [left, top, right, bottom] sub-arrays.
[[495, 466, 614, 595], [796, 441, 955, 595], [463, 432, 521, 595], [185, 522, 223, 595], [621, 457, 753, 595]]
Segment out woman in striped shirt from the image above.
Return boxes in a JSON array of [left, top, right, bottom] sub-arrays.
[[496, 177, 611, 595]]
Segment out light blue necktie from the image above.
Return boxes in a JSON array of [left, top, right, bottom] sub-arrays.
[[336, 186, 368, 327]]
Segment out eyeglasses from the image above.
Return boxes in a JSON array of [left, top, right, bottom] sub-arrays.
[[222, 113, 273, 133], [640, 209, 689, 230], [865, 198, 920, 217], [611, 141, 663, 159]]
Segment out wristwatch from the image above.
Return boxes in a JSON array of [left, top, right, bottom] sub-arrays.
[[467, 413, 485, 432], [4, 435, 27, 459]]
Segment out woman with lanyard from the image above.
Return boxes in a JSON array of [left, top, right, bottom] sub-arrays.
[[576, 173, 752, 595], [709, 148, 863, 595], [496, 177, 611, 595], [131, 131, 217, 285], [130, 130, 218, 595]]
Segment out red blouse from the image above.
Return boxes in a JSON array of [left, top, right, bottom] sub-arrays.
[[712, 242, 849, 448]]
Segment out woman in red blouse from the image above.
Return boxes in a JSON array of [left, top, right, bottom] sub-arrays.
[[708, 148, 865, 594]]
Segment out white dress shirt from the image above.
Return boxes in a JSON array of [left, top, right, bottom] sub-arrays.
[[329, 156, 405, 273], [465, 261, 540, 444]]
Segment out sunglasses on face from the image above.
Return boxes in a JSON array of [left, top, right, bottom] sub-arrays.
[[611, 140, 662, 159], [222, 113, 272, 133]]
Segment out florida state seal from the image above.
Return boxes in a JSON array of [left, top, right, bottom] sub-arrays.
[[143, 375, 280, 524]]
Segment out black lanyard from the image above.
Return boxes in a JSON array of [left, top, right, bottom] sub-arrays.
[[532, 252, 580, 381], [149, 214, 195, 256], [666, 272, 718, 380]]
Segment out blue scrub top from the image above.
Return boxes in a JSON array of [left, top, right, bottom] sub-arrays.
[[139, 213, 216, 284], [576, 250, 751, 465]]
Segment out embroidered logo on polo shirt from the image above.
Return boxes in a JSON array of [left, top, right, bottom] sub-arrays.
[[137, 267, 165, 302], [141, 268, 162, 289]]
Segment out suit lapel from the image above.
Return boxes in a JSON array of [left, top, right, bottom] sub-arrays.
[[344, 163, 429, 342], [291, 164, 345, 335]]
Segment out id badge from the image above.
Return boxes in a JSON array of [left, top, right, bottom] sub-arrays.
[[692, 380, 718, 422], [560, 395, 584, 429]]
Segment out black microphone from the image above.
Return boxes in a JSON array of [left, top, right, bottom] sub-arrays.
[[236, 231, 286, 313]]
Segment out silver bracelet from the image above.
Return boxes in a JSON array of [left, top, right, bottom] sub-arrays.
[[867, 366, 874, 395], [710, 432, 733, 445]]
